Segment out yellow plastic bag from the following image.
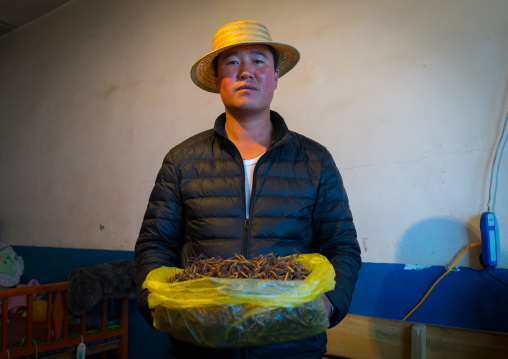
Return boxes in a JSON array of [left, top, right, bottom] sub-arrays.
[[143, 253, 335, 348]]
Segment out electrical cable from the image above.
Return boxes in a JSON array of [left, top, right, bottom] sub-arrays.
[[402, 242, 481, 321], [33, 338, 38, 359], [487, 110, 508, 212], [483, 266, 508, 289]]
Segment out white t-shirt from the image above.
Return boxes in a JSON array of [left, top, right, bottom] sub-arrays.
[[243, 153, 263, 218]]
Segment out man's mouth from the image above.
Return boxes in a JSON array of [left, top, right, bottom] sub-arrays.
[[236, 84, 257, 91]]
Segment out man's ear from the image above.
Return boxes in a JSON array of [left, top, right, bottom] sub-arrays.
[[274, 69, 280, 90], [215, 77, 220, 92]]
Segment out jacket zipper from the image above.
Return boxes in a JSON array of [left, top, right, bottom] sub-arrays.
[[242, 218, 249, 257], [240, 147, 249, 258]]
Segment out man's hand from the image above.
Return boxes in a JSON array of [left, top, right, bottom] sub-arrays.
[[321, 293, 332, 317]]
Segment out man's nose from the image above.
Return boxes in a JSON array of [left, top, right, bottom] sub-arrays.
[[238, 63, 254, 79]]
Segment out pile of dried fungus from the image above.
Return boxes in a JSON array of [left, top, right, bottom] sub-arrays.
[[168, 253, 309, 283]]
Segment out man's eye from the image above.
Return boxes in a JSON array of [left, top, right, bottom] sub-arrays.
[[227, 60, 239, 65], [254, 60, 264, 64]]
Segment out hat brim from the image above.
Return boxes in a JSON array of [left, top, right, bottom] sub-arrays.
[[190, 41, 300, 93]]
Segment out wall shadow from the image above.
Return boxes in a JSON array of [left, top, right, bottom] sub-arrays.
[[395, 216, 482, 268]]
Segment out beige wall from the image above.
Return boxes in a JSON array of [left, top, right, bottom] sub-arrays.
[[0, 0, 507, 267]]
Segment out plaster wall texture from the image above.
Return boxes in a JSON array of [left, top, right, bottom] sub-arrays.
[[0, 0, 507, 267]]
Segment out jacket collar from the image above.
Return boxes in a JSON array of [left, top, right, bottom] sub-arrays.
[[213, 110, 292, 145]]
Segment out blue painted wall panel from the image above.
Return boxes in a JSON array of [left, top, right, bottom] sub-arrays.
[[350, 262, 508, 333]]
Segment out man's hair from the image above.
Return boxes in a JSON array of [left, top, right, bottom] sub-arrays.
[[212, 45, 279, 78]]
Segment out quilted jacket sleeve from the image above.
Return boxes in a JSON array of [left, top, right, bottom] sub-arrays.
[[134, 151, 185, 326], [312, 150, 361, 327]]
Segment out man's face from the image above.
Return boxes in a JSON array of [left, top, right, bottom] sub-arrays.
[[215, 44, 279, 116]]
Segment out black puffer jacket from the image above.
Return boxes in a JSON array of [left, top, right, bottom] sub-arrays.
[[135, 111, 361, 359]]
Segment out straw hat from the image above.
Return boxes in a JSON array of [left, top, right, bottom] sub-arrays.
[[190, 20, 300, 93]]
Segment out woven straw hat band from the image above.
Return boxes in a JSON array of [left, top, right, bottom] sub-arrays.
[[212, 21, 273, 51], [190, 20, 300, 93]]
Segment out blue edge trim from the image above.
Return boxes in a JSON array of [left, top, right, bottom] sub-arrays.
[[11, 246, 508, 358]]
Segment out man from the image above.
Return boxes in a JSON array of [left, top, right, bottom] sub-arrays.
[[135, 20, 361, 359]]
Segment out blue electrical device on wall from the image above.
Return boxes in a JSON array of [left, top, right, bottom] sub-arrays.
[[480, 211, 498, 267]]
